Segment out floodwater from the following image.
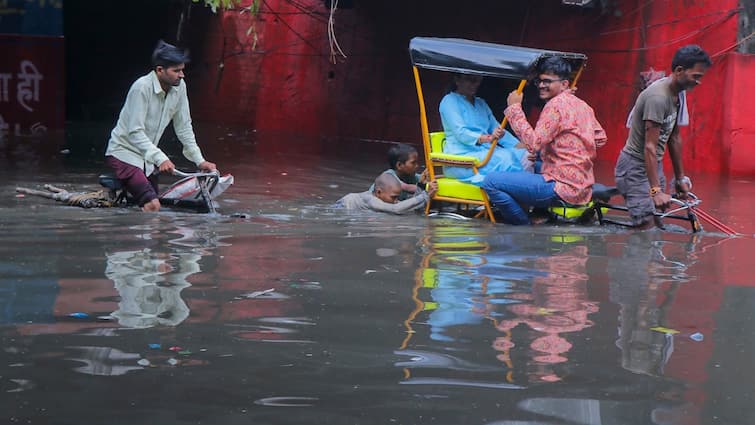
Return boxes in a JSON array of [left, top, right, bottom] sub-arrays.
[[1, 126, 754, 425]]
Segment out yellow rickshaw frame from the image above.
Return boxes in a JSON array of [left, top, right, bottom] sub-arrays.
[[409, 37, 588, 222]]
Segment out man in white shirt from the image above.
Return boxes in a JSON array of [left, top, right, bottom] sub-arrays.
[[105, 41, 218, 212]]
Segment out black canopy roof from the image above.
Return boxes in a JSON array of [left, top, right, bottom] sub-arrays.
[[409, 37, 587, 79]]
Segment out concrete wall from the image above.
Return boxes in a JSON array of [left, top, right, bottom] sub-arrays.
[[189, 0, 753, 175]]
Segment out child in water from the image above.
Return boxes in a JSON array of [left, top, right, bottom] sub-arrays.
[[370, 143, 429, 201], [337, 173, 438, 214]]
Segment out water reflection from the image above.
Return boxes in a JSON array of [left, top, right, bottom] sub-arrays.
[[399, 225, 518, 387], [105, 249, 197, 328], [399, 225, 600, 387], [399, 225, 718, 394], [605, 232, 710, 424], [608, 232, 695, 376], [486, 232, 710, 424], [496, 236, 600, 383]]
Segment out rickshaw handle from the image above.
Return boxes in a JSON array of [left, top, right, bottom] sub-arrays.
[[478, 79, 527, 168], [173, 169, 219, 178]]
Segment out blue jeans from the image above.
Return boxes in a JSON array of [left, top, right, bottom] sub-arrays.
[[482, 172, 561, 225]]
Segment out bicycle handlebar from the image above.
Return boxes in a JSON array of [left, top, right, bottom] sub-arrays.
[[173, 169, 219, 178]]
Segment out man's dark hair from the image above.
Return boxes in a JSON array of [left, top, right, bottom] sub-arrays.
[[671, 45, 711, 71], [387, 143, 418, 169], [537, 57, 573, 81], [151, 40, 190, 68]]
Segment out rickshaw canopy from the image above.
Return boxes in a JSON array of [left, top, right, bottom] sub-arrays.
[[409, 37, 587, 79]]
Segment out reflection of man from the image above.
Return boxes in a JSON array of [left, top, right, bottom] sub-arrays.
[[105, 40, 218, 212], [605, 232, 704, 424], [106, 249, 200, 328], [495, 243, 598, 382], [607, 232, 696, 376]]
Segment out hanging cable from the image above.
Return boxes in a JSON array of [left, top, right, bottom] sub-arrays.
[[582, 8, 738, 53], [327, 0, 347, 63], [711, 31, 755, 58]]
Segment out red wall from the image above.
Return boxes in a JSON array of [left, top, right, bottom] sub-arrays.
[[721, 53, 755, 175], [190, 0, 753, 175]]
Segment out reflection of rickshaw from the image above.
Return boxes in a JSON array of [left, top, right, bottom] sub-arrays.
[[399, 226, 523, 387], [409, 37, 704, 233]]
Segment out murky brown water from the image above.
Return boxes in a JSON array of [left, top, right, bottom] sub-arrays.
[[1, 126, 754, 425]]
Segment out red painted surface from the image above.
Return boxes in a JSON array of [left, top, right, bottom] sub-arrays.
[[721, 53, 755, 175], [190, 0, 753, 174], [0, 35, 65, 135]]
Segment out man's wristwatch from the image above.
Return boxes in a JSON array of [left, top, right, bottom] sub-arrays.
[[650, 186, 662, 196]]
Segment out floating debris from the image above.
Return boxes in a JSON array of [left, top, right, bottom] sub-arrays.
[[148, 343, 161, 350], [137, 358, 151, 366], [68, 312, 89, 319], [254, 396, 318, 407], [16, 185, 115, 208], [230, 212, 252, 219], [650, 326, 679, 335], [240, 288, 275, 299], [376, 248, 398, 257], [689, 332, 704, 342]]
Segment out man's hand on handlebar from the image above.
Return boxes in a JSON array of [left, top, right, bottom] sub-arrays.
[[159, 159, 176, 174], [198, 161, 218, 173], [675, 181, 691, 200], [652, 191, 672, 210]]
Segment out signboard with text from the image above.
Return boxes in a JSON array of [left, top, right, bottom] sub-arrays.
[[0, 0, 64, 139], [0, 35, 64, 138]]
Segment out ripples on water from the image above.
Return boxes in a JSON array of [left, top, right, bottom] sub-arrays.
[[1, 130, 754, 424]]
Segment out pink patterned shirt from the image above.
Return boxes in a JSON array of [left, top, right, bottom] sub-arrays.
[[504, 92, 607, 205]]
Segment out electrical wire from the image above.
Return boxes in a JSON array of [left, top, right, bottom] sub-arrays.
[[327, 0, 347, 63], [710, 30, 755, 58], [598, 8, 739, 36], [259, 0, 331, 63], [581, 8, 738, 53]]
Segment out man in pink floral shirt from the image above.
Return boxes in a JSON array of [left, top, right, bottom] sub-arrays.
[[482, 57, 607, 224]]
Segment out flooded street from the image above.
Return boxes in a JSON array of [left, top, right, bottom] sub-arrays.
[[1, 127, 754, 425]]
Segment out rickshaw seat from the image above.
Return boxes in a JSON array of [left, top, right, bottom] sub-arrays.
[[591, 183, 620, 203], [98, 173, 128, 206], [424, 131, 496, 222], [98, 173, 123, 191], [428, 132, 480, 166]]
